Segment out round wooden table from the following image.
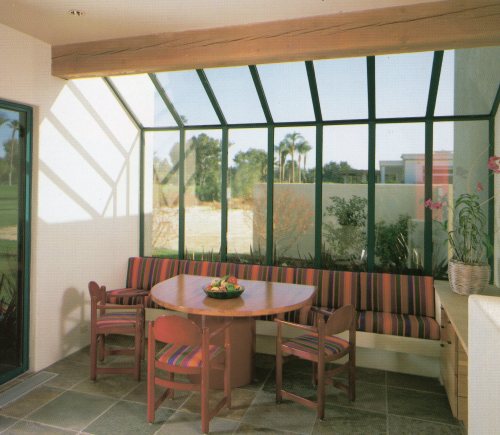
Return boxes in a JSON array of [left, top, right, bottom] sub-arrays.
[[151, 274, 316, 388]]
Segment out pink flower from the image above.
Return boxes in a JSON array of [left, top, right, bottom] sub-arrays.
[[424, 198, 444, 210], [476, 181, 484, 192], [487, 156, 500, 174]]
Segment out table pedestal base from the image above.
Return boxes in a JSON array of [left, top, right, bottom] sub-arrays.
[[189, 315, 255, 389]]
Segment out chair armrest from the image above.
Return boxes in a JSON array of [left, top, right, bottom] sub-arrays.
[[274, 318, 316, 333], [310, 306, 333, 317]]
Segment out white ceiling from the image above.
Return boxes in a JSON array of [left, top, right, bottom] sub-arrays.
[[0, 0, 436, 46]]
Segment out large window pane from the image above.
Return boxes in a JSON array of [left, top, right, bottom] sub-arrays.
[[376, 52, 434, 118], [109, 74, 177, 127], [146, 132, 179, 257], [156, 71, 219, 126], [322, 125, 368, 270], [204, 67, 265, 124], [185, 130, 222, 259], [315, 57, 368, 120], [258, 62, 315, 122], [0, 107, 24, 377], [227, 129, 267, 263], [273, 127, 315, 264], [375, 123, 425, 273]]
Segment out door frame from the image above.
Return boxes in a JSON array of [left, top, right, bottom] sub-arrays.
[[0, 98, 32, 384]]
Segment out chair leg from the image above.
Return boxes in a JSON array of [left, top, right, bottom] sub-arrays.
[[276, 346, 283, 404], [348, 349, 356, 402], [90, 333, 97, 381], [147, 335, 155, 423], [134, 328, 142, 382], [98, 334, 105, 362], [201, 364, 210, 434], [317, 361, 325, 420]]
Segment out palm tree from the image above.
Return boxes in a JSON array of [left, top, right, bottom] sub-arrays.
[[275, 141, 289, 182], [7, 120, 19, 186], [281, 132, 306, 182], [296, 141, 311, 182]]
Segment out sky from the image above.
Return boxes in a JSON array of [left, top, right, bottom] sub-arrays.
[[143, 50, 456, 170]]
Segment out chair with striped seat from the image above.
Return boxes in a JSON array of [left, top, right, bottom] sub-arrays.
[[88, 281, 145, 381], [147, 315, 232, 433], [275, 305, 356, 419]]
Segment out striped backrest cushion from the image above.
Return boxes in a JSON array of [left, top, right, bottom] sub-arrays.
[[126, 257, 156, 290], [359, 273, 435, 317], [177, 260, 234, 278], [295, 269, 358, 310], [149, 258, 181, 289]]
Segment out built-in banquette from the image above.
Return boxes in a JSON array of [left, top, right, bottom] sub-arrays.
[[106, 257, 439, 341]]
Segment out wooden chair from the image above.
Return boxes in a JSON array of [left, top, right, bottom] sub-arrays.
[[88, 281, 145, 381], [147, 315, 232, 433], [275, 305, 356, 419]]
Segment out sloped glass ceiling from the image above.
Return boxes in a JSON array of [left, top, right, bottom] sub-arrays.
[[105, 47, 499, 128]]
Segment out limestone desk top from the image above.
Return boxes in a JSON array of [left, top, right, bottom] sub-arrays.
[[435, 280, 500, 355]]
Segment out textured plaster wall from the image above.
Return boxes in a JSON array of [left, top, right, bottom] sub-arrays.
[[0, 23, 140, 371]]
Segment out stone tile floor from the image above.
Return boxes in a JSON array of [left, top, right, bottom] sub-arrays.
[[0, 342, 464, 434]]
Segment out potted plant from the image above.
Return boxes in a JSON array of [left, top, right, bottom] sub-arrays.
[[425, 155, 499, 295]]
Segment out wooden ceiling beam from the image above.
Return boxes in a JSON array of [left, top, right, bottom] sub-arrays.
[[52, 0, 500, 79]]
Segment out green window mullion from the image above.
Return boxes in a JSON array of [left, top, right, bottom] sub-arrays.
[[315, 125, 323, 268], [179, 128, 186, 259], [266, 126, 275, 265], [221, 127, 229, 262], [367, 56, 376, 272], [488, 118, 495, 282], [424, 121, 433, 275], [139, 130, 145, 257]]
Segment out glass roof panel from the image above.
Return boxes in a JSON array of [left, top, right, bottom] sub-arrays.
[[314, 57, 368, 120], [436, 47, 500, 116], [204, 66, 266, 124], [257, 62, 315, 122], [376, 52, 434, 118], [434, 50, 454, 116], [109, 74, 177, 127], [156, 71, 219, 126]]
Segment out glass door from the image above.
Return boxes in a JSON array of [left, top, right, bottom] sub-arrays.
[[0, 100, 31, 384]]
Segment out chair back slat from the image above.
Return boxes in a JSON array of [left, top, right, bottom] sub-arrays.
[[151, 315, 202, 346], [326, 305, 356, 336]]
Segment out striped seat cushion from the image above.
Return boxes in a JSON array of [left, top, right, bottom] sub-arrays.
[[283, 335, 350, 357], [126, 257, 180, 291], [359, 273, 435, 317], [156, 343, 223, 368], [96, 312, 139, 328], [357, 311, 440, 340]]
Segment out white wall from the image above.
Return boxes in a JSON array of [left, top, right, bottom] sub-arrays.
[[468, 295, 500, 434], [0, 23, 140, 371]]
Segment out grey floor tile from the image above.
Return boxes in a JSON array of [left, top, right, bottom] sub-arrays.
[[181, 388, 256, 421], [0, 386, 64, 418], [263, 370, 316, 399], [242, 391, 316, 434], [156, 410, 238, 434], [325, 381, 387, 414], [312, 405, 387, 434], [254, 354, 275, 370], [335, 365, 387, 386], [2, 420, 78, 434], [387, 414, 463, 435], [0, 415, 18, 432], [122, 381, 190, 409], [28, 390, 116, 431], [387, 371, 446, 394], [243, 366, 272, 391], [83, 400, 173, 435], [43, 360, 89, 390], [71, 373, 140, 399], [234, 423, 298, 434], [387, 387, 459, 426]]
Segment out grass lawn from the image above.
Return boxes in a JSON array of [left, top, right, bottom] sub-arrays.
[[0, 185, 18, 228]]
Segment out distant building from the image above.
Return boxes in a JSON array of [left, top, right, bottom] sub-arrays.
[[379, 150, 452, 184]]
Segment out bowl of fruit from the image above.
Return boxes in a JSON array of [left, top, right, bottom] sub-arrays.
[[203, 275, 245, 299]]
